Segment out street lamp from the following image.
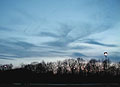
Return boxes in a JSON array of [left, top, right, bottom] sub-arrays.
[[104, 51, 108, 59], [104, 51, 109, 69]]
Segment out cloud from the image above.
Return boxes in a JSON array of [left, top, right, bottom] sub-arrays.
[[39, 32, 59, 38], [81, 39, 118, 47], [42, 21, 113, 48], [71, 45, 92, 50], [0, 39, 40, 58], [72, 52, 86, 57], [0, 39, 37, 49], [49, 51, 65, 54], [42, 24, 73, 48], [0, 39, 70, 58], [44, 40, 67, 48], [14, 7, 37, 22], [0, 21, 116, 60], [0, 57, 14, 60], [13, 41, 37, 49], [0, 54, 17, 58], [109, 52, 120, 62], [0, 0, 120, 68], [0, 26, 13, 31], [0, 57, 15, 60]]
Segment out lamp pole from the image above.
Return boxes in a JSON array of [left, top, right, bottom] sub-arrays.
[[104, 51, 108, 69], [104, 51, 108, 59]]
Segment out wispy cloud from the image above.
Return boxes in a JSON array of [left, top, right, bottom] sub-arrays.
[[0, 54, 15, 60], [72, 52, 86, 57], [42, 21, 113, 48], [0, 57, 14, 60], [39, 32, 59, 38], [0, 26, 13, 31], [0, 39, 39, 58], [80, 39, 118, 47], [71, 46, 92, 50], [107, 52, 120, 61], [0, 0, 120, 64]]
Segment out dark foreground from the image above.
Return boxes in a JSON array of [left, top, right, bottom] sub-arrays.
[[1, 59, 120, 87], [0, 69, 120, 87], [0, 83, 120, 87]]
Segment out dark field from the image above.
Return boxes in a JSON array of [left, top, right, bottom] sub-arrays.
[[0, 83, 120, 87]]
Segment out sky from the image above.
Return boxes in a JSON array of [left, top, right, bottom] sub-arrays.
[[0, 0, 120, 66]]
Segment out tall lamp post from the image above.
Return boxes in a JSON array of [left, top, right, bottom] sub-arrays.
[[104, 51, 108, 69], [104, 51, 108, 59]]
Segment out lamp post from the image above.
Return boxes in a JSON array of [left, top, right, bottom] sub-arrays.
[[104, 51, 109, 69], [104, 51, 108, 59]]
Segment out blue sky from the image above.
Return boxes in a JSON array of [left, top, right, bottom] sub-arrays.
[[0, 0, 120, 66]]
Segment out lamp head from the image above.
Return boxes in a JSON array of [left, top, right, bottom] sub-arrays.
[[104, 51, 108, 56]]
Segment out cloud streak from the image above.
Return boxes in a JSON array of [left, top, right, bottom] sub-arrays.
[[81, 39, 118, 47], [0, 26, 13, 31], [72, 52, 86, 57]]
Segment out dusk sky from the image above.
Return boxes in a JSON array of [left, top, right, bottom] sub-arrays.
[[0, 0, 120, 66]]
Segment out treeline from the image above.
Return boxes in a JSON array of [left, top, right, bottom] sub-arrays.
[[1, 58, 120, 76], [22, 58, 120, 76], [0, 58, 120, 83]]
